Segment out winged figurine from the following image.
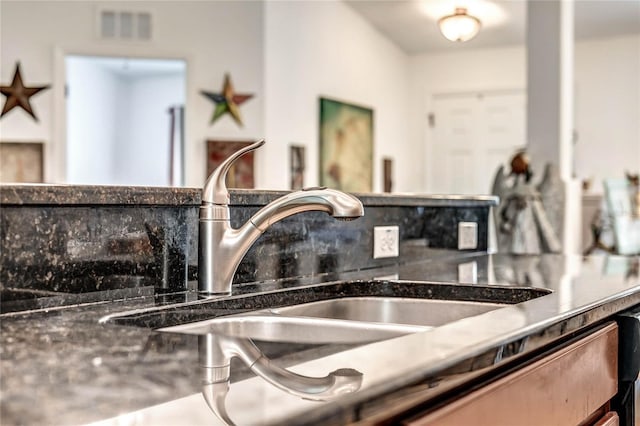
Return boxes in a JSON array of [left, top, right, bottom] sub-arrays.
[[492, 151, 562, 254]]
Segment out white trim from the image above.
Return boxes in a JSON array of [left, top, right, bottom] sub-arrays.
[[431, 88, 525, 100]]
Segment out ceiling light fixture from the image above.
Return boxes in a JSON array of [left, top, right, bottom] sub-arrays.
[[438, 7, 481, 42]]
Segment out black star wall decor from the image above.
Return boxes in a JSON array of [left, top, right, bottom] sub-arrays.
[[200, 73, 253, 127], [1, 62, 50, 122]]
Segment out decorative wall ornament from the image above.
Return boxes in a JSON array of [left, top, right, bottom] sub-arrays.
[[200, 73, 253, 127], [319, 97, 373, 193], [0, 142, 44, 183], [206, 140, 255, 188], [0, 62, 50, 121], [289, 145, 305, 190], [383, 158, 393, 193]]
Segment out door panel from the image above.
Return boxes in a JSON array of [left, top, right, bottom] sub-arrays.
[[430, 91, 526, 195]]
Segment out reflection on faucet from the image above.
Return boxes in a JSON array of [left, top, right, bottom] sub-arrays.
[[198, 333, 363, 425], [199, 139, 364, 295]]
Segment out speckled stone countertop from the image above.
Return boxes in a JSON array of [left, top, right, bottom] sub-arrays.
[[0, 184, 498, 207], [1, 251, 639, 425]]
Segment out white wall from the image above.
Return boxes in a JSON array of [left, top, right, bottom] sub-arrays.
[[2, 1, 637, 194], [574, 35, 640, 190], [66, 57, 120, 184], [409, 46, 526, 192], [263, 1, 412, 192], [410, 35, 640, 194], [0, 0, 263, 187]]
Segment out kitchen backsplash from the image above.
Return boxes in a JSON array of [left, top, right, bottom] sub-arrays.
[[0, 185, 496, 311]]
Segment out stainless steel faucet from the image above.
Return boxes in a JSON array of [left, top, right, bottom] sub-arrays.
[[198, 139, 364, 295]]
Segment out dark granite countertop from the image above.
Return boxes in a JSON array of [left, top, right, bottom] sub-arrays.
[[1, 251, 639, 425], [0, 185, 498, 207]]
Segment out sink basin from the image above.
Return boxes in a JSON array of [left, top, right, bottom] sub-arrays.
[[105, 280, 551, 336], [160, 313, 427, 343], [158, 295, 512, 344], [272, 297, 505, 328]]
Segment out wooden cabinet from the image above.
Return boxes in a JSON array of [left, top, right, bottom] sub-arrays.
[[594, 412, 619, 426], [404, 322, 618, 426]]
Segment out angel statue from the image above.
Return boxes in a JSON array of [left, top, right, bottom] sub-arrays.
[[492, 151, 563, 254]]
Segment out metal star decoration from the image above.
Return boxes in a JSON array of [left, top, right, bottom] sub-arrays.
[[200, 73, 253, 127], [1, 62, 50, 121]]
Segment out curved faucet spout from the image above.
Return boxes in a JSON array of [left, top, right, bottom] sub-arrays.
[[202, 139, 265, 205], [198, 141, 364, 296], [249, 188, 363, 232]]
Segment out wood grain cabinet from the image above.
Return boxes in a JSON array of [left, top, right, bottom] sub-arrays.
[[594, 412, 619, 426], [404, 322, 619, 426]]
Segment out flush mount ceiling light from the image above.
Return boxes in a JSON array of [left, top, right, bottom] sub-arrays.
[[438, 7, 482, 42]]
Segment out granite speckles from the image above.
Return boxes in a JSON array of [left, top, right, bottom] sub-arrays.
[[1, 254, 638, 426], [0, 185, 498, 208], [0, 185, 201, 206], [0, 205, 194, 312], [0, 185, 502, 424], [0, 301, 202, 425], [1, 186, 492, 313]]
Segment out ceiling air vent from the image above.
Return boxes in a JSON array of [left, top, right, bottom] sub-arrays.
[[99, 9, 152, 41]]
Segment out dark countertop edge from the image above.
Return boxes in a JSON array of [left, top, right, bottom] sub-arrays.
[[0, 185, 498, 207], [0, 184, 200, 206]]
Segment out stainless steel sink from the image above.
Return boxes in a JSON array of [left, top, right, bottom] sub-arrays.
[[160, 313, 427, 343], [105, 280, 551, 343], [159, 296, 509, 344], [272, 297, 505, 328]]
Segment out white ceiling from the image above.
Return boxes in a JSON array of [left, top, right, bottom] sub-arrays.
[[345, 0, 640, 54]]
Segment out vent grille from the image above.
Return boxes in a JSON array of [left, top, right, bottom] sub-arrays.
[[99, 10, 152, 41]]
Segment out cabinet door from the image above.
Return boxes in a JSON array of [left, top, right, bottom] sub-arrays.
[[406, 322, 618, 426]]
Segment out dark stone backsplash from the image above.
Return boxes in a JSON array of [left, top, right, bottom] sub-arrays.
[[1, 205, 193, 292], [0, 185, 495, 312]]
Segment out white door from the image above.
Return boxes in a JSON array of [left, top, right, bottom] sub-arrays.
[[429, 91, 526, 195]]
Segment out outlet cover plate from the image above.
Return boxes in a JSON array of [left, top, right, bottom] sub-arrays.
[[458, 222, 478, 250], [373, 226, 399, 259]]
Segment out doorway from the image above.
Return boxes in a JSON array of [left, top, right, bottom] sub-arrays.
[[65, 55, 186, 186], [428, 90, 526, 195]]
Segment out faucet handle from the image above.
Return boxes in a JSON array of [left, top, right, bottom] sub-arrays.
[[202, 139, 265, 205]]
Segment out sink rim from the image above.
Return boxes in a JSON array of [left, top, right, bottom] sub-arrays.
[[100, 279, 552, 329], [158, 312, 428, 343], [158, 296, 515, 343]]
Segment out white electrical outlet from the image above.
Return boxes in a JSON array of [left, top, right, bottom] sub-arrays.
[[373, 226, 399, 259], [458, 222, 478, 250]]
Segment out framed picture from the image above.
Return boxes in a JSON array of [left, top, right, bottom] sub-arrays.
[[319, 97, 373, 192], [290, 145, 305, 190], [206, 140, 255, 188], [0, 142, 44, 183], [383, 157, 393, 193]]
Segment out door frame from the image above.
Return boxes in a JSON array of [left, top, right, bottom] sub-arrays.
[[51, 44, 193, 183]]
